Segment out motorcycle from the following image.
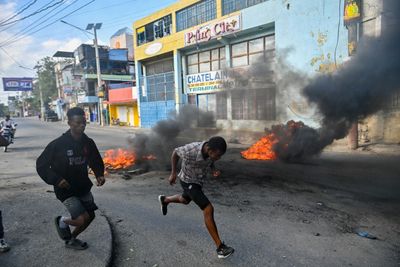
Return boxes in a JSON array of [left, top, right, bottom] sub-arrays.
[[0, 124, 16, 152]]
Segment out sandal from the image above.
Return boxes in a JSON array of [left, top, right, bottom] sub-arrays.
[[65, 238, 88, 250], [54, 216, 72, 241]]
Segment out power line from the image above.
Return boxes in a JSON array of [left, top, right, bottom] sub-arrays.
[[0, 47, 23, 66], [0, 0, 38, 25], [0, 0, 65, 27], [0, 0, 60, 33], [0, 0, 78, 47], [69, 0, 139, 16], [0, 0, 95, 48], [0, 47, 34, 72]]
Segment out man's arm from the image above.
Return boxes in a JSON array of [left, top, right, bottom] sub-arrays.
[[210, 161, 221, 177], [87, 140, 105, 186], [36, 142, 63, 186], [168, 150, 180, 185]]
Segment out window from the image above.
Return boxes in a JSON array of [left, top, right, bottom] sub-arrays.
[[141, 72, 175, 102], [231, 42, 248, 67], [141, 59, 174, 102], [222, 0, 267, 15], [187, 47, 226, 74], [137, 28, 145, 45], [231, 88, 275, 120], [231, 35, 275, 67], [154, 20, 164, 39], [136, 15, 172, 46], [176, 0, 216, 32]]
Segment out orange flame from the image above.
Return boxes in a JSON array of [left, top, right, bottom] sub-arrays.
[[241, 120, 305, 161], [142, 154, 157, 160], [241, 133, 278, 160], [103, 148, 136, 170]]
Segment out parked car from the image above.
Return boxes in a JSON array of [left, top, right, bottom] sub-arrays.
[[44, 110, 58, 122]]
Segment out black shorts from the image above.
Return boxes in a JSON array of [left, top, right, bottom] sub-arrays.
[[180, 180, 210, 210]]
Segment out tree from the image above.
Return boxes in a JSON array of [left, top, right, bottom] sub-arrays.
[[0, 103, 8, 117], [33, 57, 58, 110]]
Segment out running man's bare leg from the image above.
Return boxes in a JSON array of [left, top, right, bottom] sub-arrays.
[[164, 194, 189, 205], [203, 203, 222, 248], [64, 211, 95, 238]]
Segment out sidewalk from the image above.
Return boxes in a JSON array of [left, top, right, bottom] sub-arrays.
[[0, 187, 112, 267]]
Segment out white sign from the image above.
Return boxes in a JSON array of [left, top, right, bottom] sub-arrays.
[[186, 70, 225, 94], [145, 42, 163, 55], [184, 15, 241, 46]]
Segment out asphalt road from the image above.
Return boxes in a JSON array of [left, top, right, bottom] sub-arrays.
[[1, 117, 399, 267]]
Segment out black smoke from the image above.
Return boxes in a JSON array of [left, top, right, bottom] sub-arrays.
[[128, 105, 216, 169], [293, 4, 400, 159], [235, 2, 400, 161]]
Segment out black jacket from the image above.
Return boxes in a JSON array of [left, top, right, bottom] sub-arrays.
[[36, 130, 104, 201]]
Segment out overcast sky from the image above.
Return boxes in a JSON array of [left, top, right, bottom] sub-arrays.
[[0, 0, 176, 104]]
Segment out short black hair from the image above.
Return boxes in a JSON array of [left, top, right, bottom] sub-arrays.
[[67, 107, 85, 120], [207, 136, 227, 154]]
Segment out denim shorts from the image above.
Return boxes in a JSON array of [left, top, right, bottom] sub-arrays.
[[62, 192, 98, 219]]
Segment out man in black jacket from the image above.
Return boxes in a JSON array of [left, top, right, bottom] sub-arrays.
[[36, 107, 105, 250]]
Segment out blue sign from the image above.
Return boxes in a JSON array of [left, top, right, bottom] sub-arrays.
[[109, 49, 128, 61], [2, 77, 33, 91]]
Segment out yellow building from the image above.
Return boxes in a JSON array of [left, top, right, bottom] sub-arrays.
[[134, 0, 278, 130]]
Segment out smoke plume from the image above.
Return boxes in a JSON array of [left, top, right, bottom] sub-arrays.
[[230, 2, 400, 161], [128, 105, 216, 169], [291, 7, 400, 159]]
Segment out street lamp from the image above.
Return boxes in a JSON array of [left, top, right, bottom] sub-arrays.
[[60, 20, 104, 126], [86, 23, 103, 126]]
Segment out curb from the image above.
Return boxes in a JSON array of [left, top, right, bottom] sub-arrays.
[[100, 212, 115, 267]]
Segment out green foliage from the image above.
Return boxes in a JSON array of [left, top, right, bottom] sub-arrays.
[[0, 103, 8, 117], [33, 56, 58, 108]]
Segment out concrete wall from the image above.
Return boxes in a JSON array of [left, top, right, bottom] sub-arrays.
[[133, 0, 350, 132], [273, 0, 348, 128], [357, 0, 400, 144]]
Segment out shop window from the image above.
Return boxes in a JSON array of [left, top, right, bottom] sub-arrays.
[[188, 65, 199, 75], [222, 0, 267, 15], [187, 47, 226, 74], [232, 42, 248, 67], [136, 14, 172, 46], [176, 0, 217, 32], [231, 88, 275, 120], [231, 35, 275, 67]]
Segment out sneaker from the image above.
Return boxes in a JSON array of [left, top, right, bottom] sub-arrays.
[[158, 195, 168, 216], [0, 239, 10, 253], [216, 243, 234, 259], [54, 216, 72, 240]]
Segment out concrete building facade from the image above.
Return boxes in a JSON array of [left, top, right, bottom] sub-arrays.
[[133, 0, 350, 130]]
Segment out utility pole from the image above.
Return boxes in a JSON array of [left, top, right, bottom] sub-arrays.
[[39, 84, 45, 120], [86, 23, 103, 126], [61, 20, 104, 126]]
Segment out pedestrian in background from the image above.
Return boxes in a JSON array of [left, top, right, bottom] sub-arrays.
[[0, 210, 11, 253], [158, 136, 234, 259], [36, 107, 105, 250]]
